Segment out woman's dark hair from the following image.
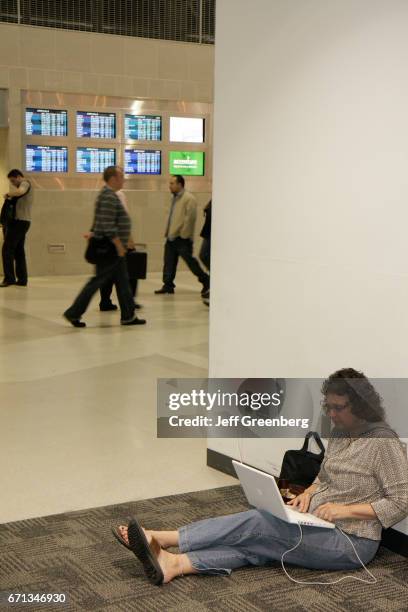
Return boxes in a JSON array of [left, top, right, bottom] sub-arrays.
[[321, 368, 385, 422], [7, 169, 24, 178]]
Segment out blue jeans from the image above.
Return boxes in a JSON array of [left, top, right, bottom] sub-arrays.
[[178, 509, 379, 575]]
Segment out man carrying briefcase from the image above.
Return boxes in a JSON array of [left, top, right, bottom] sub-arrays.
[[100, 243, 147, 311], [98, 188, 147, 311]]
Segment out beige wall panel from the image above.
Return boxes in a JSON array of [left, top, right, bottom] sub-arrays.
[[187, 44, 215, 82], [0, 128, 9, 195], [90, 35, 125, 75], [20, 27, 56, 70], [9, 68, 28, 89], [0, 24, 21, 66], [158, 44, 189, 81], [27, 69, 46, 90], [124, 38, 159, 78], [56, 31, 92, 73]]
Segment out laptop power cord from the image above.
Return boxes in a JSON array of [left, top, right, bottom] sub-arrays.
[[281, 522, 377, 585]]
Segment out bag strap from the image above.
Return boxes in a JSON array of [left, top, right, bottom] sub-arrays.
[[301, 431, 325, 457]]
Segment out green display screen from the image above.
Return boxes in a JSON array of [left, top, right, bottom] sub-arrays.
[[169, 151, 205, 176]]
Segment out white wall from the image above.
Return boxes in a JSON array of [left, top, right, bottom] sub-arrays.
[[209, 0, 408, 536]]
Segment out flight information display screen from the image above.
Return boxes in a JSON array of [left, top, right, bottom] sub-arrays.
[[124, 114, 162, 141], [124, 149, 161, 175], [76, 111, 116, 138], [169, 117, 205, 143], [26, 145, 68, 172], [76, 147, 116, 173], [25, 108, 68, 136]]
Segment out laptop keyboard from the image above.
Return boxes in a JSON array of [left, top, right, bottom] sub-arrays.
[[286, 507, 333, 527]]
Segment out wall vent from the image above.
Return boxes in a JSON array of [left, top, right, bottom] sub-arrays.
[[48, 243, 66, 254]]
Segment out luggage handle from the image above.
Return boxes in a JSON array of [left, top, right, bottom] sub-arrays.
[[301, 431, 325, 457]]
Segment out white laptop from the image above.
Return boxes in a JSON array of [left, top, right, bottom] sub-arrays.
[[233, 460, 335, 529]]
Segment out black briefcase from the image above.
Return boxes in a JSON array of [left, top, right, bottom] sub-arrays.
[[279, 431, 325, 488], [127, 246, 147, 280]]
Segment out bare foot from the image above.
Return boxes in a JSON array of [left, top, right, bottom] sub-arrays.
[[150, 537, 194, 584], [117, 525, 177, 550], [144, 529, 173, 549], [118, 525, 130, 545], [118, 526, 195, 584], [118, 525, 160, 547]]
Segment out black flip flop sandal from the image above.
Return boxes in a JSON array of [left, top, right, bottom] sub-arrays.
[[112, 526, 132, 551], [127, 518, 164, 586]]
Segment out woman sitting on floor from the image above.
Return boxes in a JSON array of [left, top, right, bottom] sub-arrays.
[[113, 368, 408, 585]]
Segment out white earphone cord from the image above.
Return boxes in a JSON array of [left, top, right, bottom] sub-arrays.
[[281, 522, 377, 585]]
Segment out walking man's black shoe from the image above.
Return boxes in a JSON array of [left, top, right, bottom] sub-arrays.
[[154, 287, 174, 294], [0, 281, 16, 287], [100, 304, 118, 311], [63, 312, 86, 328], [121, 317, 146, 326]]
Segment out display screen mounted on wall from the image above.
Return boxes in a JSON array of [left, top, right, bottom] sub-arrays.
[[26, 145, 68, 173], [169, 151, 205, 176], [169, 117, 205, 143], [124, 115, 162, 141], [125, 149, 161, 175], [25, 108, 68, 137], [76, 147, 116, 173], [76, 111, 116, 139]]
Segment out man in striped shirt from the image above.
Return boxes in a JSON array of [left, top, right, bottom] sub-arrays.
[[63, 166, 145, 328]]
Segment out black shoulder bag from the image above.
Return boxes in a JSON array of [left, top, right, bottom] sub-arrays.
[[84, 237, 117, 264], [0, 182, 31, 226], [279, 431, 325, 487], [84, 194, 118, 264], [0, 196, 17, 226]]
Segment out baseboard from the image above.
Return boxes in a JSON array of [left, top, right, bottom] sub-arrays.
[[207, 448, 408, 558], [381, 526, 408, 557], [207, 448, 238, 478]]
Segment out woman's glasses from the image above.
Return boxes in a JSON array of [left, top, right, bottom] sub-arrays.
[[320, 399, 351, 415]]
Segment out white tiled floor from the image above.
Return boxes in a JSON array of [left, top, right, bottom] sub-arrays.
[[0, 272, 235, 524]]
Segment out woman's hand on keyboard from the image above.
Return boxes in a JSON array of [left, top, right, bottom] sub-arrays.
[[287, 491, 312, 513], [313, 503, 351, 522]]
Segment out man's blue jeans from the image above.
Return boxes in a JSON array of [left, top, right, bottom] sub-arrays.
[[178, 509, 379, 575]]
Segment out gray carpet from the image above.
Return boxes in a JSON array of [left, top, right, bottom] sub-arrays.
[[0, 486, 407, 611]]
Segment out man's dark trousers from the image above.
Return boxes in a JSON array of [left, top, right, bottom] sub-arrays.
[[163, 237, 209, 290], [65, 256, 135, 322], [100, 277, 138, 308], [2, 219, 31, 284]]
